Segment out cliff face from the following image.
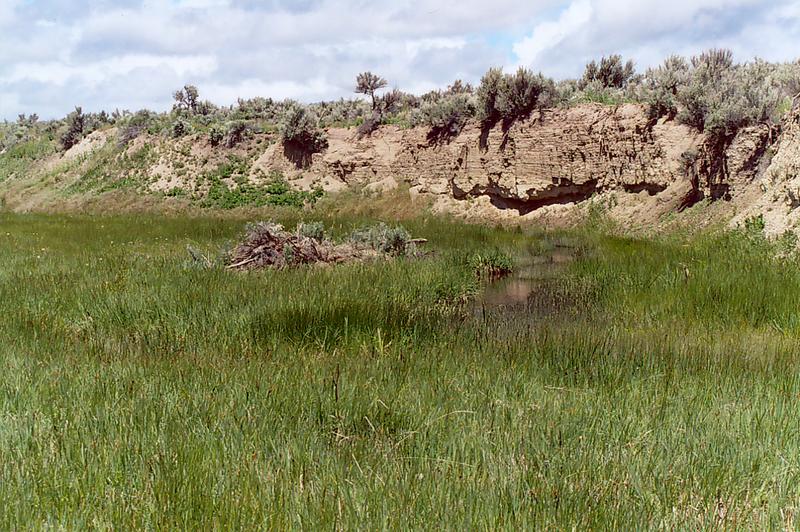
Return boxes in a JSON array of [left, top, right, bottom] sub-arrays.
[[732, 106, 800, 235], [2, 102, 791, 231], [257, 102, 775, 225]]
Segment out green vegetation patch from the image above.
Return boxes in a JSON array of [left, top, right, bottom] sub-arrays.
[[469, 248, 514, 279], [201, 175, 323, 209], [192, 157, 323, 209], [2, 212, 800, 528], [0, 136, 56, 182], [63, 142, 156, 194]]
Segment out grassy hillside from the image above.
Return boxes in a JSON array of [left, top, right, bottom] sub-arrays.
[[0, 125, 328, 214], [2, 207, 800, 528]]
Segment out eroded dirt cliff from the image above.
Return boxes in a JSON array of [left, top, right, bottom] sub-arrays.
[[732, 105, 800, 235], [3, 102, 794, 233], [259, 102, 778, 227]]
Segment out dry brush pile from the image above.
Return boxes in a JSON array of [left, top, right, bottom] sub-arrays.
[[225, 221, 427, 271]]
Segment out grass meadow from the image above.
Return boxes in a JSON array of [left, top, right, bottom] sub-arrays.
[[2, 208, 800, 529]]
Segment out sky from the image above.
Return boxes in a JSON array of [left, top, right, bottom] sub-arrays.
[[1, 0, 798, 120]]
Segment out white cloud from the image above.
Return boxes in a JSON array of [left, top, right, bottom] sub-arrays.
[[511, 0, 799, 77], [0, 91, 22, 120], [0, 1, 19, 27], [512, 0, 592, 70], [177, 0, 231, 8], [203, 78, 339, 105], [0, 0, 798, 119], [405, 37, 467, 56], [7, 55, 217, 87]]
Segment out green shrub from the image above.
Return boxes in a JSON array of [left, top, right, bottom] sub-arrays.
[[379, 89, 404, 115], [497, 68, 556, 120], [354, 89, 408, 138], [349, 223, 412, 255], [634, 49, 792, 143], [673, 50, 735, 131], [60, 107, 85, 150], [581, 55, 636, 89], [225, 120, 249, 147], [779, 230, 799, 256], [677, 55, 784, 141], [571, 81, 629, 106], [643, 56, 690, 120], [211, 156, 249, 180], [234, 96, 279, 121], [692, 48, 734, 74], [280, 105, 328, 152], [476, 67, 504, 124], [0, 136, 55, 182], [165, 186, 187, 198], [315, 98, 371, 128], [356, 112, 383, 138], [741, 214, 766, 235], [195, 100, 218, 116], [201, 175, 323, 209], [553, 79, 579, 106], [171, 119, 190, 138], [477, 67, 555, 123], [208, 124, 225, 146], [296, 221, 326, 241], [118, 110, 155, 145], [410, 93, 476, 138]]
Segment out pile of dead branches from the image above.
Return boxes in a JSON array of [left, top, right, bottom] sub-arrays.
[[226, 222, 378, 271]]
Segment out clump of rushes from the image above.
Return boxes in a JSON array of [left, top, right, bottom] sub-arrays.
[[469, 249, 514, 279], [348, 222, 414, 255]]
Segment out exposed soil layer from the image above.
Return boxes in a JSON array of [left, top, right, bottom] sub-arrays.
[[4, 104, 799, 235], [258, 103, 787, 230]]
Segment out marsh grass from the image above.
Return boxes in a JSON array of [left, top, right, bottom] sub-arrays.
[[2, 211, 800, 528]]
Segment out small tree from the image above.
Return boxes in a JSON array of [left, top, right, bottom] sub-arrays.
[[355, 72, 388, 110], [410, 93, 476, 140], [208, 124, 225, 146], [644, 55, 690, 119], [476, 67, 504, 124], [581, 55, 636, 89], [225, 120, 249, 147], [173, 89, 186, 111], [280, 105, 327, 152], [61, 106, 85, 150], [173, 84, 200, 114], [496, 68, 555, 119]]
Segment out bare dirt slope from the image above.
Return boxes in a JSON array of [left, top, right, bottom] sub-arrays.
[[260, 102, 785, 231], [3, 102, 797, 235]]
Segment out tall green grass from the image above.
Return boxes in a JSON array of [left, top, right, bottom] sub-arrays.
[[1, 212, 800, 528]]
